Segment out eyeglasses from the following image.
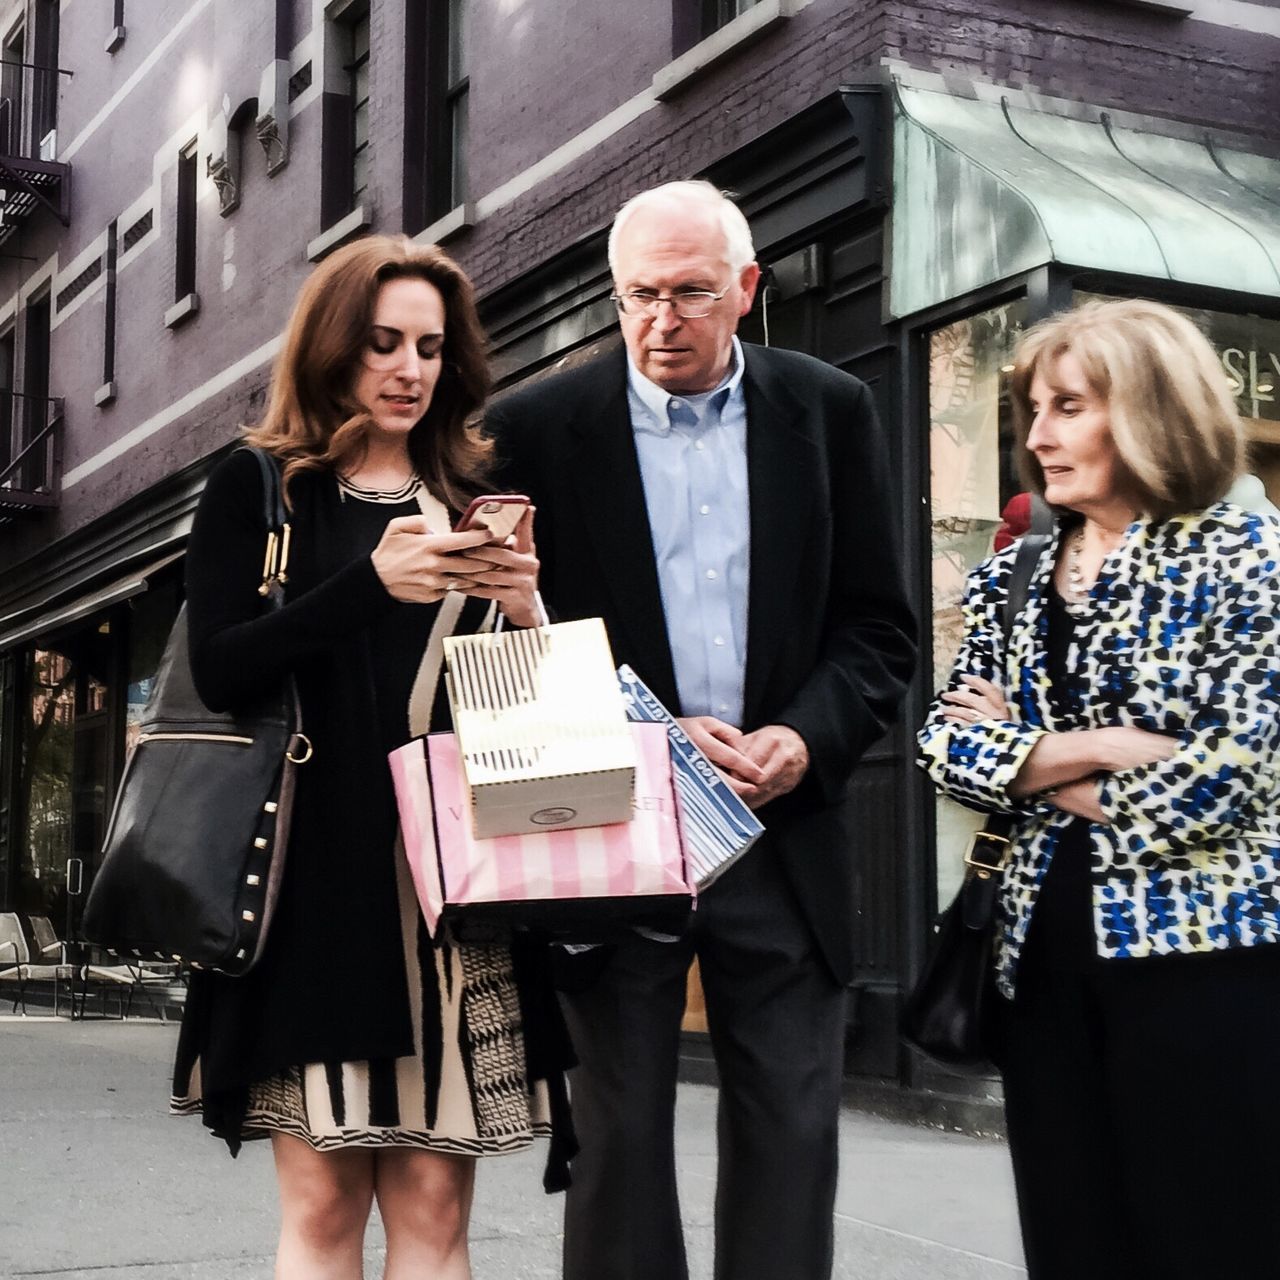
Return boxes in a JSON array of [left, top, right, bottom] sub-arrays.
[[610, 287, 730, 320]]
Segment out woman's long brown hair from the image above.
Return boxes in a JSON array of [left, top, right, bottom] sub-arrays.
[[244, 235, 493, 511]]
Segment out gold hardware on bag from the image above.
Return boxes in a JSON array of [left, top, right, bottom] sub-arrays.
[[286, 732, 313, 764], [258, 530, 279, 596], [257, 522, 293, 594], [137, 732, 254, 745], [278, 522, 292, 584], [963, 831, 1011, 880]]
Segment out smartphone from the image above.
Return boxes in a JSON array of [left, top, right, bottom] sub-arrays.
[[453, 494, 531, 543]]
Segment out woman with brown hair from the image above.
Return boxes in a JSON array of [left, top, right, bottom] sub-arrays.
[[919, 298, 1280, 1278], [172, 236, 567, 1279]]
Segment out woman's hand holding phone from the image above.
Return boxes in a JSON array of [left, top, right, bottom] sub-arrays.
[[370, 516, 496, 604], [453, 506, 542, 626]]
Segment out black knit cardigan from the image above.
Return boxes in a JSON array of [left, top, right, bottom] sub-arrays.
[[175, 449, 576, 1186]]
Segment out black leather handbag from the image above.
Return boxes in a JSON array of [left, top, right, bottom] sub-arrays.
[[84, 448, 311, 976], [902, 520, 1052, 1070]]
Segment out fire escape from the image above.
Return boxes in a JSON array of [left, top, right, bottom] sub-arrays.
[[0, 57, 70, 524]]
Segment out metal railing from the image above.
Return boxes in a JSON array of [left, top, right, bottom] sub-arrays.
[[0, 391, 64, 516], [0, 62, 61, 162]]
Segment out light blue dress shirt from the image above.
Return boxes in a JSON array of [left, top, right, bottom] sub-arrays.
[[626, 338, 750, 726]]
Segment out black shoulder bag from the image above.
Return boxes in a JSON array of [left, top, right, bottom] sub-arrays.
[[902, 519, 1052, 1071], [84, 448, 311, 976]]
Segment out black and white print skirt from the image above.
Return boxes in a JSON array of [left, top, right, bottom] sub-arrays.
[[172, 841, 550, 1155]]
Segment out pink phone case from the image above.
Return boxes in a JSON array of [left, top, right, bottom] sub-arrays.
[[455, 495, 530, 542]]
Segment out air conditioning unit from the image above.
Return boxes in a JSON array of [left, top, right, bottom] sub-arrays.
[[39, 129, 56, 161]]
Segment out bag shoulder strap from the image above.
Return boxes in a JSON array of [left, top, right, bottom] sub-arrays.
[[237, 445, 286, 536], [1000, 494, 1055, 649], [981, 500, 1055, 845], [407, 484, 469, 738], [1001, 529, 1051, 651]]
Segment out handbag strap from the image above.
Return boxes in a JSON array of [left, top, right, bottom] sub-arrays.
[[974, 509, 1054, 858], [407, 484, 468, 738], [1000, 496, 1053, 650]]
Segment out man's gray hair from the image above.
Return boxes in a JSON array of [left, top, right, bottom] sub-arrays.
[[608, 180, 756, 276]]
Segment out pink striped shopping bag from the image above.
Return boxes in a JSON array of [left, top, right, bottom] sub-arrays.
[[389, 721, 693, 939]]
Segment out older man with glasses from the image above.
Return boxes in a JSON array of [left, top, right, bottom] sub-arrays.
[[486, 180, 916, 1280]]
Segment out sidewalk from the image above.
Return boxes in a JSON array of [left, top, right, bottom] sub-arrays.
[[0, 1017, 1026, 1279]]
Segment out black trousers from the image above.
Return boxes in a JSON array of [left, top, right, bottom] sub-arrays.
[[995, 849, 1280, 1280], [559, 841, 848, 1280]]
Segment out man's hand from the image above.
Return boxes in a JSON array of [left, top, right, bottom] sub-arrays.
[[734, 724, 811, 810], [677, 717, 766, 793]]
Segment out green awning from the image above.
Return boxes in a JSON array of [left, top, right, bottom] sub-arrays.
[[889, 79, 1280, 319]]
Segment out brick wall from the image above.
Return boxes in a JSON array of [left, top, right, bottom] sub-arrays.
[[444, 0, 1276, 301], [882, 1, 1276, 140]]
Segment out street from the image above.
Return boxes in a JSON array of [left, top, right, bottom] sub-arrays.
[[0, 1017, 1025, 1279]]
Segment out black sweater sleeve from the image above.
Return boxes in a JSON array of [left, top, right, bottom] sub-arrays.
[[185, 450, 397, 711]]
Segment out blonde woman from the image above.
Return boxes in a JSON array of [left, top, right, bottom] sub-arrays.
[[171, 237, 570, 1280], [919, 299, 1280, 1279]]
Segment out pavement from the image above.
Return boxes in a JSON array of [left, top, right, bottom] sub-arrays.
[[0, 1016, 1026, 1279]]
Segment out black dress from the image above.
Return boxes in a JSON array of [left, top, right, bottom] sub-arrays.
[[171, 456, 556, 1158]]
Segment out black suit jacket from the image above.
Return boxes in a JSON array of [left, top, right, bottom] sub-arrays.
[[485, 344, 916, 984]]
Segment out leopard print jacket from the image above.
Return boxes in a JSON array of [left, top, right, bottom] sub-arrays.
[[918, 503, 1280, 998]]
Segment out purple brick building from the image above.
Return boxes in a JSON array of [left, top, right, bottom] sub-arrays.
[[0, 0, 1276, 1101]]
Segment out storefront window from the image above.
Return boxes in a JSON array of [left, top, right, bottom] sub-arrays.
[[20, 649, 76, 926], [928, 299, 1025, 902]]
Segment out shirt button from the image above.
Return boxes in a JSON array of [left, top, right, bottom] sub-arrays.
[[718, 703, 730, 714], [699, 504, 710, 516], [694, 440, 704, 451], [705, 569, 718, 580], [713, 636, 725, 647]]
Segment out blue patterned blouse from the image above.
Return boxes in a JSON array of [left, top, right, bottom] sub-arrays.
[[918, 503, 1280, 997]]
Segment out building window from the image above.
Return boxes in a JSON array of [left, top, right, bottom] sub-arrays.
[[175, 144, 198, 301], [927, 300, 1025, 905], [350, 10, 370, 205], [102, 221, 118, 392], [702, 0, 761, 35], [20, 292, 50, 492], [0, 329, 14, 480], [31, 0, 56, 152], [1, 22, 25, 157], [319, 2, 370, 230], [426, 0, 468, 221]]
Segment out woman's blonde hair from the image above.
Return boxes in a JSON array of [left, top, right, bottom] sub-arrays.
[[1009, 298, 1243, 521], [244, 235, 492, 510]]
